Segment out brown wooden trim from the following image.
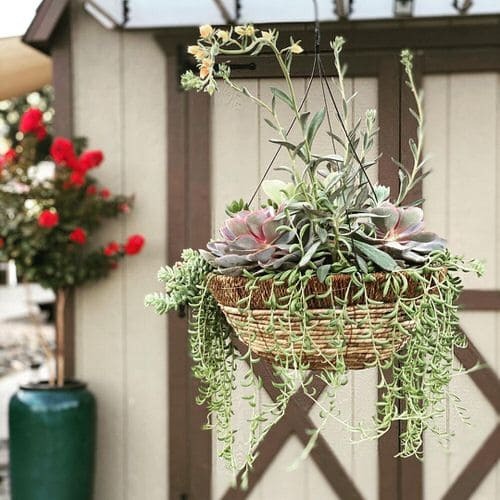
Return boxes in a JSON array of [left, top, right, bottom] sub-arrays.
[[49, 5, 75, 379], [423, 47, 500, 74], [442, 424, 500, 500], [458, 290, 500, 310], [377, 54, 401, 199], [455, 329, 500, 414], [163, 38, 213, 500], [275, 15, 500, 53], [377, 53, 403, 500], [150, 15, 500, 51], [23, 0, 69, 54], [398, 53, 424, 500], [186, 90, 213, 500]]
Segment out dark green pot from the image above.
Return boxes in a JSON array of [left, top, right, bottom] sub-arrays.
[[9, 381, 96, 500]]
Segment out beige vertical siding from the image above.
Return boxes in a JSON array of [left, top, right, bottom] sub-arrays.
[[423, 73, 499, 499], [211, 76, 379, 499], [71, 3, 167, 500]]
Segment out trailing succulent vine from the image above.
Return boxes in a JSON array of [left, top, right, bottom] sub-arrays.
[[146, 24, 484, 486]]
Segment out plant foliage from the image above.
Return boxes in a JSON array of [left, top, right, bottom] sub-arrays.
[[147, 24, 484, 485]]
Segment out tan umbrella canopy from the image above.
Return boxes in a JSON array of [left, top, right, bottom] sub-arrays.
[[0, 37, 52, 101]]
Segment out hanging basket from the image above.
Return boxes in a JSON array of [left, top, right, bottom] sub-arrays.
[[208, 271, 443, 370]]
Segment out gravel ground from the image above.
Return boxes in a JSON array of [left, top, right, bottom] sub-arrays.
[[0, 318, 55, 500]]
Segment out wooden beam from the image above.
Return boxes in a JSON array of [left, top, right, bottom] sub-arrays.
[[224, 340, 363, 500], [458, 290, 500, 311], [23, 0, 69, 54], [442, 424, 500, 500], [455, 329, 500, 414]]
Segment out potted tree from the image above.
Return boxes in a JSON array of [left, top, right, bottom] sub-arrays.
[[0, 107, 145, 500], [146, 25, 484, 487]]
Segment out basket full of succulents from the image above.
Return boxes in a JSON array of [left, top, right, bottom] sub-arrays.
[[146, 24, 483, 483]]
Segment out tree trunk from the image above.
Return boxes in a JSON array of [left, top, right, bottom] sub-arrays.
[[55, 288, 67, 387]]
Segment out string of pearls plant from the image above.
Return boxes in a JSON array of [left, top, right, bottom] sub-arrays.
[[146, 24, 483, 487]]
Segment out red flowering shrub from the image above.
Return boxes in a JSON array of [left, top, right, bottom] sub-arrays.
[[38, 210, 59, 228], [69, 227, 87, 245], [19, 108, 47, 140], [0, 107, 144, 290]]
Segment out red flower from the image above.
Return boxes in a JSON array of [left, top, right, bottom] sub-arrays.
[[104, 241, 120, 256], [86, 185, 97, 196], [38, 210, 59, 228], [0, 237, 4, 248], [19, 108, 46, 140], [69, 171, 85, 187], [79, 150, 104, 171], [50, 137, 78, 167], [69, 227, 87, 245], [99, 188, 111, 199], [118, 203, 130, 213], [124, 234, 145, 255], [0, 148, 16, 169]]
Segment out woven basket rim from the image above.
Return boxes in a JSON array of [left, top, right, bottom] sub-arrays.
[[207, 267, 446, 309]]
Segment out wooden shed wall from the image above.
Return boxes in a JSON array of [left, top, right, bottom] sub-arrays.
[[70, 4, 168, 499]]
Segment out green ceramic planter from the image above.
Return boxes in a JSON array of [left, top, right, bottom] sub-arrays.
[[9, 381, 96, 500]]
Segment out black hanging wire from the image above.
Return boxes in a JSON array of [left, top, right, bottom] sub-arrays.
[[247, 59, 318, 205], [248, 0, 376, 206]]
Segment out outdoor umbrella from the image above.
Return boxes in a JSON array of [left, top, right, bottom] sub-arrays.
[[0, 36, 51, 101]]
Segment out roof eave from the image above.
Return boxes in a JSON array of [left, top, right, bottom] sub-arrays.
[[22, 0, 69, 55]]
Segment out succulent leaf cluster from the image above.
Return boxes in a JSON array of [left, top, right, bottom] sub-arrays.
[[363, 203, 446, 263], [202, 207, 300, 275]]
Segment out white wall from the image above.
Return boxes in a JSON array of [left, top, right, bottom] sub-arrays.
[[70, 3, 168, 499]]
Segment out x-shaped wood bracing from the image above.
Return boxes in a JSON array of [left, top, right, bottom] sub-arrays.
[[222, 322, 500, 500], [222, 338, 363, 500]]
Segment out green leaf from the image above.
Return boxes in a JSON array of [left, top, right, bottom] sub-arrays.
[[299, 241, 321, 267], [299, 111, 310, 131], [262, 180, 293, 205], [316, 264, 331, 283], [271, 87, 294, 110], [306, 108, 325, 145], [317, 226, 328, 243], [352, 239, 399, 272], [263, 118, 278, 131]]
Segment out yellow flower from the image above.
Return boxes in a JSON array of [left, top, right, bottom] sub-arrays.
[[235, 24, 255, 37], [199, 58, 214, 79], [199, 24, 213, 39], [216, 29, 230, 43], [290, 41, 303, 54], [187, 45, 207, 61], [261, 30, 274, 42]]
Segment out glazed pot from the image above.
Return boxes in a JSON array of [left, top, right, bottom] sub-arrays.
[[9, 380, 96, 500]]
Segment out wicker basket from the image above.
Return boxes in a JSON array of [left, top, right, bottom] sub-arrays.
[[208, 272, 436, 370]]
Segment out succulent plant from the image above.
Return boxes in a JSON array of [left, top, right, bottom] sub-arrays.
[[363, 202, 446, 264], [202, 207, 301, 275]]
